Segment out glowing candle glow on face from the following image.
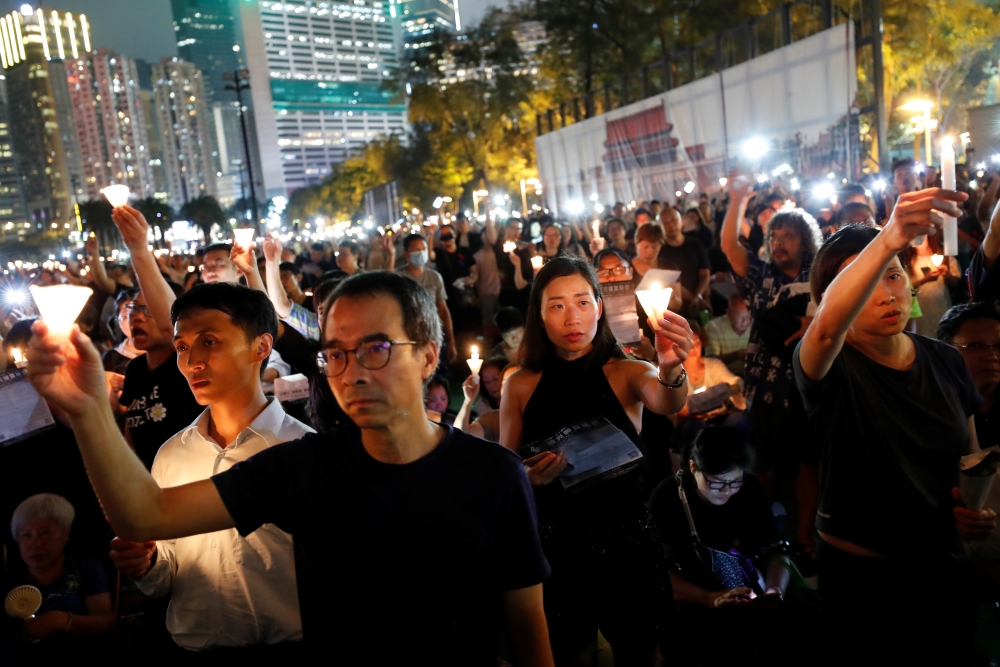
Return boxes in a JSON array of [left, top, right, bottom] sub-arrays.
[[635, 282, 673, 331], [29, 284, 93, 343], [467, 345, 483, 375], [101, 184, 130, 208], [503, 241, 516, 254], [233, 227, 256, 248]]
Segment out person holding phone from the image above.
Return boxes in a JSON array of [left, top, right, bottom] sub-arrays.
[[501, 256, 692, 666], [794, 189, 997, 664]]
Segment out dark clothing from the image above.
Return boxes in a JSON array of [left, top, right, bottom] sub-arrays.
[[520, 354, 672, 657], [968, 243, 1000, 303], [436, 247, 478, 310], [9, 557, 110, 615], [816, 538, 977, 665], [101, 348, 133, 376], [649, 473, 779, 591], [793, 334, 980, 558], [119, 353, 202, 470], [495, 239, 532, 313], [212, 426, 549, 666], [975, 398, 1000, 449], [747, 223, 764, 256], [658, 236, 709, 297], [457, 229, 484, 253], [685, 226, 713, 251]]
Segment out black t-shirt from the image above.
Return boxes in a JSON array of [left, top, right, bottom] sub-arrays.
[[437, 247, 478, 303], [101, 348, 133, 376], [975, 399, 1000, 450], [658, 236, 709, 296], [649, 473, 778, 590], [119, 353, 203, 470], [792, 334, 981, 557], [212, 426, 550, 665]]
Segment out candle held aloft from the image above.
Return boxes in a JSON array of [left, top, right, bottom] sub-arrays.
[[530, 256, 544, 271], [635, 282, 673, 331], [503, 241, 517, 254], [467, 345, 483, 375], [29, 285, 94, 343], [101, 184, 130, 208], [941, 137, 958, 256], [233, 227, 256, 248]]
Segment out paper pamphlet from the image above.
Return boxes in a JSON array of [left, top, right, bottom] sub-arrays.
[[602, 280, 641, 345], [522, 417, 643, 492], [0, 369, 55, 446]]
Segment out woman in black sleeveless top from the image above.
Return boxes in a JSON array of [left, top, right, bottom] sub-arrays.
[[501, 257, 693, 666]]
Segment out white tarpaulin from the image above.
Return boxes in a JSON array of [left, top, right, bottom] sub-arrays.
[[535, 23, 857, 214]]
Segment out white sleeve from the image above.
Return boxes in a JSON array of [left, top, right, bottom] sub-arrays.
[[134, 539, 177, 598], [266, 349, 291, 377]]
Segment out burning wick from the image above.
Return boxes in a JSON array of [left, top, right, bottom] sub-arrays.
[[467, 345, 483, 376], [931, 254, 944, 267]]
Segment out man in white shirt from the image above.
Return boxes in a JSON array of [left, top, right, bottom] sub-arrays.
[[108, 281, 311, 655]]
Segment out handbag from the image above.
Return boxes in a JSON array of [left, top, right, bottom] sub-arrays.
[[675, 472, 762, 592]]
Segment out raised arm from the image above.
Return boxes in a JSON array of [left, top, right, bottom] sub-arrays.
[[720, 176, 755, 278], [84, 236, 116, 296], [27, 323, 234, 541], [980, 194, 1000, 271], [231, 242, 265, 292], [798, 188, 966, 382], [111, 207, 175, 333], [262, 236, 292, 318], [628, 311, 693, 415]]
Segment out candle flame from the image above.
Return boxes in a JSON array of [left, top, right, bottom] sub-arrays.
[[931, 254, 944, 267], [12, 347, 22, 363]]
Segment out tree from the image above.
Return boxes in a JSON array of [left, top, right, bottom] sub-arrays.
[[77, 199, 114, 238], [179, 195, 226, 242], [133, 197, 174, 237]]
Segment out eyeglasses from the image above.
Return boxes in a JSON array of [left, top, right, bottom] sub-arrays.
[[200, 259, 232, 272], [316, 340, 417, 377], [125, 304, 150, 316], [596, 265, 631, 279], [703, 474, 744, 491], [953, 342, 1000, 356], [439, 234, 455, 241]]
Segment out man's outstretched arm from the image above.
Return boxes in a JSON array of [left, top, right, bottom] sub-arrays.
[[27, 322, 235, 542]]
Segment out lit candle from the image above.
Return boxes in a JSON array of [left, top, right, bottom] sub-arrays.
[[467, 345, 483, 375], [233, 227, 256, 248], [29, 284, 93, 343], [931, 254, 944, 267], [12, 347, 26, 368], [101, 184, 130, 208], [503, 241, 517, 254], [941, 136, 958, 256], [530, 256, 544, 272], [592, 220, 600, 238], [635, 282, 674, 331]]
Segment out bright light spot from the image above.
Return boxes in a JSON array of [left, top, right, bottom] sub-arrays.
[[594, 203, 604, 213], [589, 193, 599, 201], [814, 182, 835, 200], [432, 197, 444, 208], [790, 178, 801, 191], [864, 189, 872, 198], [827, 172, 835, 179], [2, 288, 25, 306], [977, 162, 987, 171], [20, 4, 32, 16], [566, 200, 585, 215], [756, 174, 768, 183], [992, 155, 1000, 164], [873, 179, 886, 192], [719, 177, 728, 187], [683, 181, 696, 194], [675, 191, 683, 198], [743, 138, 768, 159], [970, 180, 978, 189], [232, 45, 240, 52], [772, 163, 792, 176]]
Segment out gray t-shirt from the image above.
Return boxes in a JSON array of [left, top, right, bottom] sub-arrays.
[[396, 266, 447, 303]]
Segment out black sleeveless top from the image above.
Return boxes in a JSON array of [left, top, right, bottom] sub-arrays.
[[520, 353, 646, 527]]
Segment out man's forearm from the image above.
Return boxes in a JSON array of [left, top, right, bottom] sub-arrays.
[[264, 260, 292, 317], [130, 251, 175, 329], [696, 270, 711, 297], [243, 264, 266, 293], [87, 253, 116, 295]]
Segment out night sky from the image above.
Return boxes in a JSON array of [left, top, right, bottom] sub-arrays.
[[0, 0, 496, 65]]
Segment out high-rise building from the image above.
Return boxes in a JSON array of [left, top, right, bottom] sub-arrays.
[[152, 58, 218, 207], [171, 0, 265, 208], [0, 76, 27, 228], [240, 0, 407, 197], [393, 0, 460, 38]]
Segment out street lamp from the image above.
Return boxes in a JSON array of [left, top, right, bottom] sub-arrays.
[[901, 99, 935, 166], [472, 190, 489, 217]]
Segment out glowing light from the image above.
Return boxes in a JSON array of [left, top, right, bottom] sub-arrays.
[[1, 17, 15, 67], [742, 138, 768, 159], [790, 178, 801, 191], [530, 256, 543, 271], [233, 228, 255, 248], [101, 184, 130, 208], [20, 5, 32, 16], [467, 346, 482, 375], [873, 179, 886, 192], [13, 12, 25, 61], [2, 287, 25, 306], [503, 241, 516, 253], [37, 10, 48, 59], [683, 181, 696, 194], [29, 284, 93, 342], [635, 283, 673, 331], [814, 182, 835, 200], [79, 14, 89, 52], [567, 200, 585, 215], [51, 11, 63, 60], [756, 174, 768, 183], [432, 197, 444, 208], [931, 254, 944, 267], [719, 177, 728, 187], [65, 13, 77, 59]]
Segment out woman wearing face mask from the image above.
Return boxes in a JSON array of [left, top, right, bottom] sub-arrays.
[[795, 189, 996, 664], [501, 256, 693, 666], [648, 427, 795, 667]]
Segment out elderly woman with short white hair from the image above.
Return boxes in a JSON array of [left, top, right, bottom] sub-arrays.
[[5, 493, 113, 651]]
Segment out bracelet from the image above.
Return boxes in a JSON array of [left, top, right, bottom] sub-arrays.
[[64, 612, 73, 632], [657, 366, 687, 388]]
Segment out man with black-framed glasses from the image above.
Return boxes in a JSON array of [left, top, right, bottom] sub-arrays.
[[27, 271, 554, 666], [939, 301, 1000, 448]]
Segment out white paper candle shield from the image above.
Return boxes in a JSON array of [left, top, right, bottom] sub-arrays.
[[636, 284, 673, 331], [931, 254, 944, 267], [503, 241, 517, 254], [233, 227, 256, 248], [100, 184, 130, 208], [530, 256, 543, 271], [29, 285, 93, 341], [467, 345, 483, 375], [941, 137, 958, 256]]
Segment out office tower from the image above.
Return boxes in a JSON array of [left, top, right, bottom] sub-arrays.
[[0, 75, 26, 228], [240, 0, 407, 197], [393, 0, 460, 37], [152, 58, 218, 207]]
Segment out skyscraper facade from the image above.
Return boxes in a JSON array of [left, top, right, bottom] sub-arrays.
[[394, 0, 460, 37], [152, 58, 218, 207], [0, 76, 27, 228], [240, 0, 407, 197]]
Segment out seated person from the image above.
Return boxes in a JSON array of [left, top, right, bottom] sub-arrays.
[[648, 427, 793, 666], [491, 307, 524, 364], [2, 494, 114, 662], [456, 363, 519, 442], [424, 376, 457, 425], [703, 294, 750, 375]]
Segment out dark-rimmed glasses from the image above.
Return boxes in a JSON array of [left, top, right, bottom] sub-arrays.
[[316, 340, 417, 377], [596, 265, 631, 279], [703, 474, 744, 491]]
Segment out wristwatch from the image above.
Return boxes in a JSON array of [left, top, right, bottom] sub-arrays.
[[657, 366, 687, 388]]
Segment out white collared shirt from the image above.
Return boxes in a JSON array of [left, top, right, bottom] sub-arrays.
[[136, 398, 313, 650]]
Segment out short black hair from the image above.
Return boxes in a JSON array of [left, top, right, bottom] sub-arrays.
[[494, 306, 523, 335], [171, 282, 278, 345], [840, 183, 868, 200], [278, 261, 301, 276], [836, 201, 876, 228], [403, 233, 426, 252], [891, 157, 918, 176], [605, 217, 626, 231], [634, 207, 651, 219], [323, 271, 443, 350], [338, 240, 360, 256], [688, 426, 751, 475], [310, 242, 325, 252], [765, 193, 784, 205], [810, 224, 882, 303], [593, 247, 631, 269], [650, 200, 661, 206], [427, 375, 450, 394], [113, 286, 139, 313], [202, 242, 233, 258], [937, 301, 1000, 342]]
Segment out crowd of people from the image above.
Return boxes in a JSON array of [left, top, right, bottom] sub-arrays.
[[1, 155, 999, 665]]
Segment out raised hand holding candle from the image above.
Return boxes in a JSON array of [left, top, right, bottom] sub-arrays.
[[29, 285, 94, 343], [635, 282, 673, 331], [101, 184, 130, 208], [503, 241, 517, 254], [467, 345, 483, 375], [931, 254, 944, 267], [941, 136, 958, 256], [233, 227, 256, 248], [531, 256, 544, 273]]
